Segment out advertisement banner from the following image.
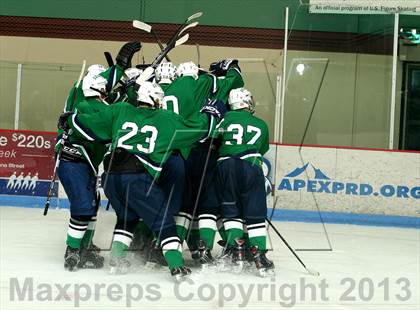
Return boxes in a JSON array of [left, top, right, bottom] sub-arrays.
[[309, 0, 420, 15], [271, 145, 420, 217], [0, 129, 58, 197]]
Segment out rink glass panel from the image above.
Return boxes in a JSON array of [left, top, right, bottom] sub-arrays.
[[281, 3, 395, 148], [18, 63, 81, 131], [238, 60, 277, 139], [0, 61, 18, 130]]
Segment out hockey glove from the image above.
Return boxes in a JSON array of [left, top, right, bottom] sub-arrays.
[[116, 41, 142, 69], [200, 99, 227, 122], [209, 59, 240, 76], [57, 111, 74, 132]]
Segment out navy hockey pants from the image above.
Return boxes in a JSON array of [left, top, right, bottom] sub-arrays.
[[58, 160, 97, 217], [182, 143, 219, 217], [158, 153, 185, 216], [215, 158, 267, 225], [101, 171, 178, 241]]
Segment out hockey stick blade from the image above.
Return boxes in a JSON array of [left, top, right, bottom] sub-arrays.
[[175, 33, 189, 46], [179, 21, 198, 36], [187, 11, 203, 22], [150, 11, 201, 68], [133, 20, 170, 61], [133, 20, 152, 33], [306, 268, 320, 276], [266, 218, 320, 276], [104, 52, 114, 67]]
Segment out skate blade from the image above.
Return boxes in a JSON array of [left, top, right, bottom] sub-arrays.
[[257, 268, 275, 278], [109, 266, 128, 275], [145, 262, 159, 270], [215, 259, 244, 274], [79, 261, 104, 269], [198, 263, 217, 274], [232, 261, 244, 274], [172, 272, 191, 283], [215, 261, 230, 272], [64, 265, 78, 272], [64, 261, 79, 272]]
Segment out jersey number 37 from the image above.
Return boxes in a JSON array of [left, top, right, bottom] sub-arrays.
[[225, 124, 261, 145]]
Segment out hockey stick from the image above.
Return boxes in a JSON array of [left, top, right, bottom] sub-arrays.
[[196, 43, 201, 67], [266, 218, 320, 276], [133, 11, 201, 66], [136, 33, 190, 85], [43, 60, 86, 216], [152, 33, 189, 67], [149, 11, 201, 65], [132, 20, 171, 62], [104, 52, 114, 67], [134, 12, 201, 84]]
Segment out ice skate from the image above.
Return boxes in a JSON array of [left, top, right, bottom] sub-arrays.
[[190, 250, 200, 266], [145, 241, 168, 269], [171, 266, 192, 282], [217, 238, 245, 273], [250, 247, 275, 277], [64, 246, 80, 272], [131, 230, 153, 252], [78, 244, 104, 269], [109, 256, 131, 275], [197, 240, 215, 269], [129, 232, 152, 263]]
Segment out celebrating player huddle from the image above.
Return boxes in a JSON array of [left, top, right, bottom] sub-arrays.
[[55, 41, 274, 281]]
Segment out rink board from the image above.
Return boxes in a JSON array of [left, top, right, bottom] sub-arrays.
[[0, 128, 419, 228], [267, 144, 420, 217]]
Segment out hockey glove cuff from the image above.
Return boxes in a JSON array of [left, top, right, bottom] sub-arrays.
[[209, 59, 239, 76], [200, 99, 227, 122]]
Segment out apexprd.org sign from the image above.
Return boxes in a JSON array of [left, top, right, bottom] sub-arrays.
[[278, 163, 420, 200]]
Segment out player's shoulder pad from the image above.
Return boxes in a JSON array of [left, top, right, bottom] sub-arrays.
[[156, 108, 180, 118]]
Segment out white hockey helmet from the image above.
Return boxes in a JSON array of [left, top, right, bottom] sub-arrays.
[[228, 88, 255, 113], [177, 61, 199, 79], [82, 74, 108, 98], [122, 67, 143, 84], [136, 81, 164, 108], [86, 64, 106, 77], [155, 62, 177, 84]]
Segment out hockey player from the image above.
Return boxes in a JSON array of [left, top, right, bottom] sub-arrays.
[[209, 87, 274, 276], [60, 80, 225, 279], [56, 42, 141, 272], [127, 62, 179, 263], [179, 60, 243, 263], [135, 62, 182, 265], [58, 74, 109, 271], [163, 61, 243, 257], [60, 42, 141, 116], [111, 67, 143, 105]]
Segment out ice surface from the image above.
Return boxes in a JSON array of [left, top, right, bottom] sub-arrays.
[[1, 207, 419, 310]]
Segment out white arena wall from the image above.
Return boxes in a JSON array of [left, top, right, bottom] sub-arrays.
[[53, 143, 420, 228], [264, 144, 419, 217], [0, 132, 419, 228]]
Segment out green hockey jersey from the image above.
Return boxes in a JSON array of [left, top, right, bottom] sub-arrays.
[[55, 64, 125, 171], [160, 67, 244, 158], [215, 110, 269, 167], [62, 64, 125, 113], [68, 102, 214, 179]]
